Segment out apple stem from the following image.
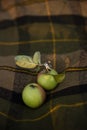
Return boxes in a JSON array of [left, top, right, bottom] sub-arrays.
[[38, 61, 52, 72], [43, 63, 52, 71], [30, 84, 35, 88]]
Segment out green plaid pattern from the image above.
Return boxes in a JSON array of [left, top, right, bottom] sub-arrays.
[[0, 0, 87, 130]]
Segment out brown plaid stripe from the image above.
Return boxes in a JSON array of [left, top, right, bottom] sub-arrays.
[[0, 0, 87, 19]]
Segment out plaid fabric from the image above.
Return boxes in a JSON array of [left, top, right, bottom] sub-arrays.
[[0, 0, 87, 130]]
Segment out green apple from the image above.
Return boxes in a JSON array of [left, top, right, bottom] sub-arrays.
[[22, 83, 46, 108], [37, 69, 65, 90], [37, 69, 58, 90]]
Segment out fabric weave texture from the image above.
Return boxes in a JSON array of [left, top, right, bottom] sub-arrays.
[[0, 0, 87, 130]]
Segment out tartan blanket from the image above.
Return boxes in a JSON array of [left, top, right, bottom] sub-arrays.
[[0, 0, 87, 130]]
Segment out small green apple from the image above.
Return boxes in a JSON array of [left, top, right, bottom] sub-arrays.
[[37, 69, 58, 90], [37, 69, 65, 90], [22, 83, 46, 108]]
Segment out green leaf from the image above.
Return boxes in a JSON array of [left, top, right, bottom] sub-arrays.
[[48, 69, 58, 75], [33, 51, 41, 64], [54, 72, 65, 83], [15, 55, 37, 69], [15, 55, 33, 63]]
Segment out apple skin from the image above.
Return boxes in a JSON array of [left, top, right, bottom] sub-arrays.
[[37, 69, 58, 90], [22, 83, 46, 108]]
